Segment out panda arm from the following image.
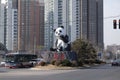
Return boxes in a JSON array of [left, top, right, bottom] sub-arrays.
[[60, 35, 69, 43]]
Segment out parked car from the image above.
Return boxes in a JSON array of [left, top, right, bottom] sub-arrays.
[[111, 59, 120, 66], [29, 58, 45, 66], [0, 61, 6, 67], [0, 61, 16, 68], [1, 53, 37, 68]]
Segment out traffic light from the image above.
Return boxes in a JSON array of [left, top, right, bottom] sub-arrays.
[[113, 20, 117, 29], [119, 19, 120, 29]]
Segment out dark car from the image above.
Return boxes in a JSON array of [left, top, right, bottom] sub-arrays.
[[111, 59, 120, 66]]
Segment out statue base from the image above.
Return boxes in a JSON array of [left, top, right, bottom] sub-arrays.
[[40, 51, 77, 63]]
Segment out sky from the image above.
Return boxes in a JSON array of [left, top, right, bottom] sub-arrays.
[[104, 0, 120, 47]]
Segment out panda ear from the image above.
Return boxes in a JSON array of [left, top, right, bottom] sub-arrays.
[[60, 26, 64, 29]]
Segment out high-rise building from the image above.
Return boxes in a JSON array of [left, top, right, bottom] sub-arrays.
[[18, 0, 44, 52], [0, 0, 18, 51], [96, 0, 104, 50], [44, 0, 104, 50], [80, 0, 104, 50], [0, 0, 5, 44], [0, 0, 44, 52]]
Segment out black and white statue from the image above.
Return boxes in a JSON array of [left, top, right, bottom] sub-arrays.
[[50, 26, 71, 52]]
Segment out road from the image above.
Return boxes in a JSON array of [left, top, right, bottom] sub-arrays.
[[0, 64, 120, 80]]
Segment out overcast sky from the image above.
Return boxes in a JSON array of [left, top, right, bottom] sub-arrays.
[[104, 0, 120, 47]]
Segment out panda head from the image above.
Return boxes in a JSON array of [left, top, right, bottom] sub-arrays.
[[54, 26, 64, 37]]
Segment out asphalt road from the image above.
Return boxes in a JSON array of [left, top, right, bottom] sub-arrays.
[[0, 64, 120, 80]]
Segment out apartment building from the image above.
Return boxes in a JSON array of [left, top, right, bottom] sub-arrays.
[[0, 0, 18, 51], [18, 0, 44, 52], [0, 0, 44, 52]]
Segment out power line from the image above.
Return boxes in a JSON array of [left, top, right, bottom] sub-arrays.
[[104, 15, 120, 19]]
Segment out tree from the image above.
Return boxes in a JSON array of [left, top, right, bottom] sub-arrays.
[[71, 39, 97, 60], [0, 43, 7, 52]]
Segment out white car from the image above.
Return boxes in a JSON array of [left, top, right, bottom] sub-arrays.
[[0, 61, 6, 67]]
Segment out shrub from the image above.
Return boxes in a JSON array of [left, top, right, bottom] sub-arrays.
[[54, 60, 62, 66], [84, 59, 90, 64], [61, 59, 72, 66], [39, 61, 46, 66], [71, 60, 78, 67], [94, 59, 102, 64], [89, 59, 95, 64], [51, 60, 56, 65], [83, 59, 95, 64], [78, 59, 84, 66]]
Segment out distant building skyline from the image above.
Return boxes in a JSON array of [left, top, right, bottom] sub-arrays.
[[0, 0, 104, 52]]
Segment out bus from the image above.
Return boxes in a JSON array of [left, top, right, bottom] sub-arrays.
[[4, 53, 37, 68]]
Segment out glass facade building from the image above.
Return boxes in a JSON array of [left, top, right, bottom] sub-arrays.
[[80, 0, 104, 50]]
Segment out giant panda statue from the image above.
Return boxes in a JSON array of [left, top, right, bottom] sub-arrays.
[[50, 26, 71, 52]]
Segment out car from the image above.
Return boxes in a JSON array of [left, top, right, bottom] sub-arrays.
[[0, 61, 6, 67], [0, 61, 17, 68], [111, 59, 120, 66], [29, 58, 45, 66], [5, 61, 19, 68]]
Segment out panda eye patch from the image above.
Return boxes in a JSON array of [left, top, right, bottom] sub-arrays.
[[59, 30, 62, 33]]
